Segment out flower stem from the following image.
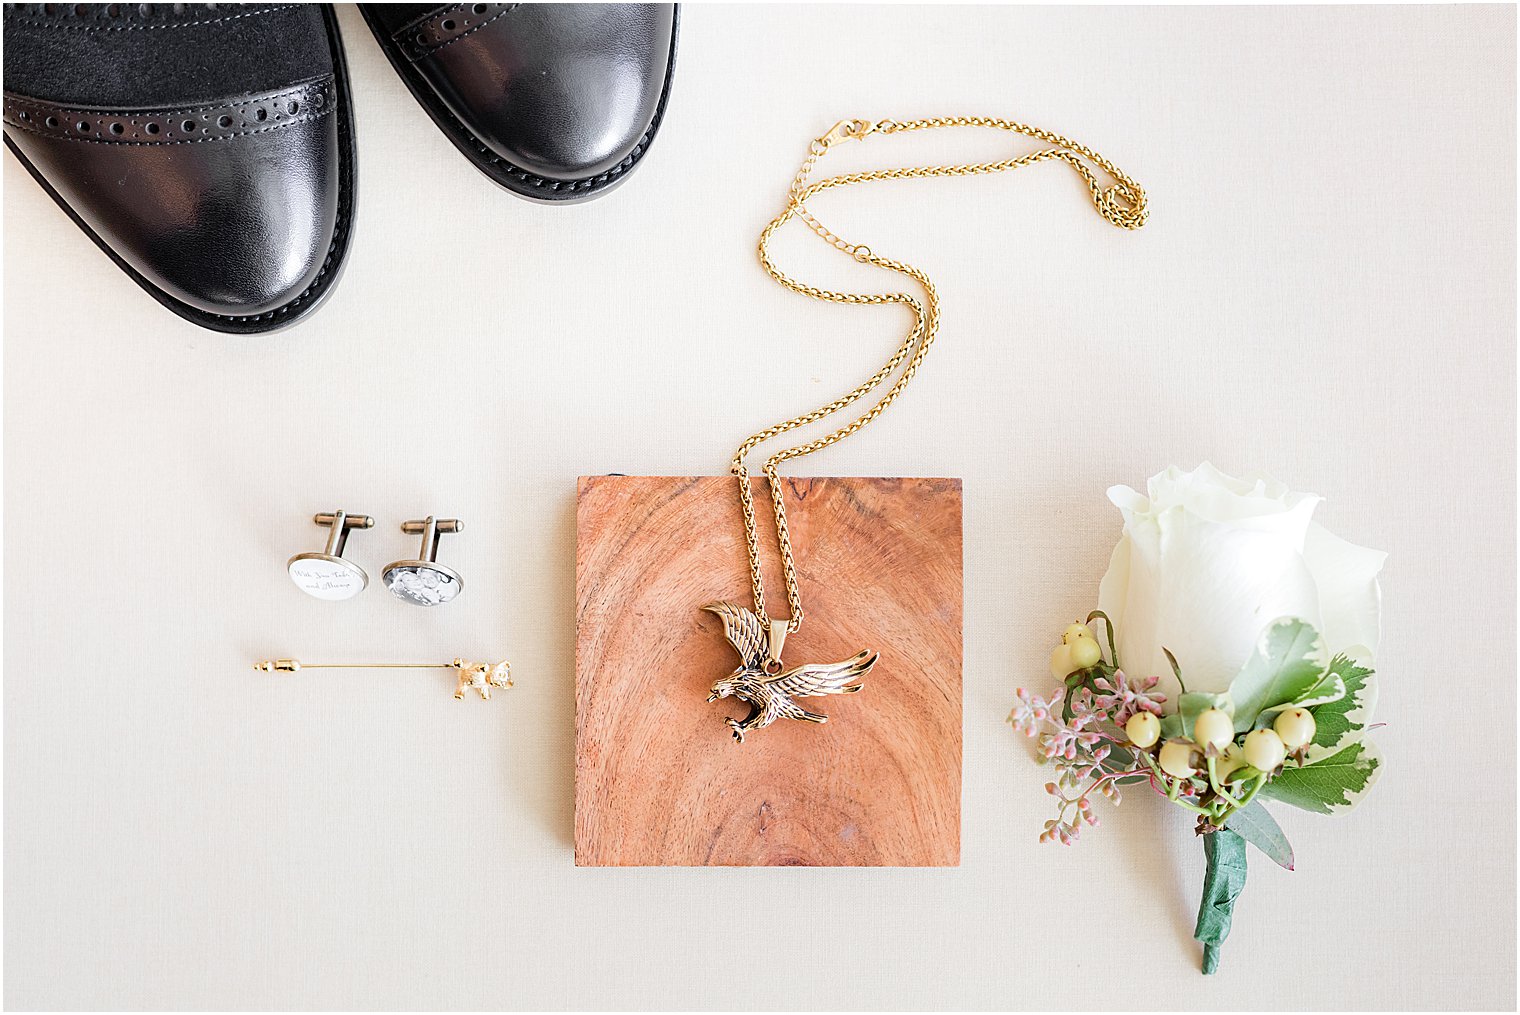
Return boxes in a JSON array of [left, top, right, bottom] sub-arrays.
[[1194, 829, 1248, 975], [1220, 773, 1268, 820], [1206, 757, 1245, 809], [1162, 775, 1213, 815]]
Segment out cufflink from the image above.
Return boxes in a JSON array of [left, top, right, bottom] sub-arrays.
[[382, 516, 463, 606], [287, 511, 374, 601]]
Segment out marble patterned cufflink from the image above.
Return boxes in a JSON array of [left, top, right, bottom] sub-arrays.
[[382, 516, 463, 607]]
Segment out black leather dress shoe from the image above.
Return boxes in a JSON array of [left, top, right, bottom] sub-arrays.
[[360, 3, 677, 203], [2, 3, 356, 334]]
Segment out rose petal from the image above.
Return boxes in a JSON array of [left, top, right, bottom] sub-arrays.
[[1096, 531, 1133, 630], [1145, 463, 1319, 526], [1098, 504, 1323, 697], [1302, 523, 1388, 658], [1097, 465, 1385, 701]]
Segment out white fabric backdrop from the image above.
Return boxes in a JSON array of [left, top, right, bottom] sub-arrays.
[[4, 3, 1514, 1009]]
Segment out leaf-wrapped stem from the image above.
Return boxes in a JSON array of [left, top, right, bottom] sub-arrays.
[[1194, 829, 1248, 974]]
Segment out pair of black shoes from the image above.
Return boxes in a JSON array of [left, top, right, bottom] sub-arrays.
[[2, 3, 679, 333]]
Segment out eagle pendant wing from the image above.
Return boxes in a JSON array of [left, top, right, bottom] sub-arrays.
[[763, 650, 877, 699], [700, 601, 768, 671]]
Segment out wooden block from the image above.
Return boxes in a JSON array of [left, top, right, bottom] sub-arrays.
[[575, 475, 963, 867]]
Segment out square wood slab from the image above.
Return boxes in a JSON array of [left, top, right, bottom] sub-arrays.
[[575, 475, 963, 866]]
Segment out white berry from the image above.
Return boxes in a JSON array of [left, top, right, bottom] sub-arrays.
[[1158, 739, 1198, 778], [1215, 743, 1248, 783], [1193, 708, 1234, 752], [1062, 623, 1093, 645], [1049, 644, 1075, 679], [1274, 708, 1317, 749], [1067, 636, 1102, 670], [1243, 728, 1287, 771], [1125, 711, 1160, 749]]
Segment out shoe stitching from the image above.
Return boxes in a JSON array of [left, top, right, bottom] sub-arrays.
[[4, 104, 332, 145], [2, 77, 330, 119], [1, 76, 332, 120], [394, 2, 461, 36], [421, 4, 519, 58], [3, 79, 334, 145], [3, 4, 300, 32], [392, 3, 520, 62], [467, 116, 654, 194]]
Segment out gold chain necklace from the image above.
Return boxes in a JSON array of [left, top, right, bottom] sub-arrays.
[[702, 116, 1147, 743]]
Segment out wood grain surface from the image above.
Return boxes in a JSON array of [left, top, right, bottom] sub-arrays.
[[575, 475, 963, 866]]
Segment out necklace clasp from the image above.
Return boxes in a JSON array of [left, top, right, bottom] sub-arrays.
[[818, 118, 876, 149]]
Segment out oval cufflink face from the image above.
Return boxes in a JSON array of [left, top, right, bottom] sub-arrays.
[[288, 553, 368, 601], [382, 563, 462, 607]]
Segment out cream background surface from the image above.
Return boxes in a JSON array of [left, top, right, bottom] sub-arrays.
[[4, 3, 1515, 1010]]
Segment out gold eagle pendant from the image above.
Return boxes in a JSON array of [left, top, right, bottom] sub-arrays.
[[701, 601, 877, 743]]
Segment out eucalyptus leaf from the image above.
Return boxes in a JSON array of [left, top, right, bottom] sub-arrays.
[[1260, 739, 1382, 814], [1228, 618, 1328, 732], [1224, 799, 1294, 870], [1160, 713, 1183, 740], [1101, 742, 1136, 770]]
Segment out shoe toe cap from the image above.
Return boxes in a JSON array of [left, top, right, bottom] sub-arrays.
[[5, 81, 344, 322], [417, 3, 676, 184], [138, 137, 342, 318], [474, 56, 665, 181]]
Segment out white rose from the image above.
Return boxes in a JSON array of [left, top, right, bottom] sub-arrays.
[[1096, 463, 1387, 697]]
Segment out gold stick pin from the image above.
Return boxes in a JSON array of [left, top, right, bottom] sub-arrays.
[[253, 657, 513, 700]]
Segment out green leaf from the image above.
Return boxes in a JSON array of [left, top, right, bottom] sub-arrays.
[[1228, 618, 1328, 732], [1179, 691, 1233, 739], [1160, 713, 1183, 740], [1305, 655, 1377, 760], [1261, 740, 1382, 814], [1163, 647, 1187, 694], [1194, 829, 1248, 975], [1223, 763, 1264, 786], [1225, 799, 1294, 870], [1086, 609, 1119, 667], [1292, 669, 1347, 710]]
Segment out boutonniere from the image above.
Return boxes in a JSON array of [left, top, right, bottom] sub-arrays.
[[1009, 464, 1387, 973]]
